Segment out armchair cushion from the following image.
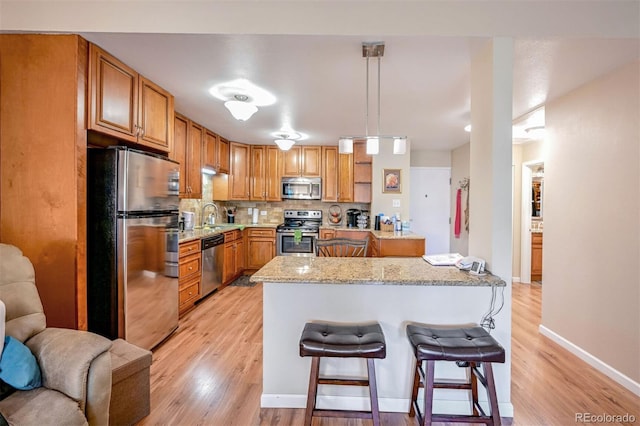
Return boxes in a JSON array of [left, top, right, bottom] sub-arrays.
[[0, 387, 87, 426], [0, 336, 41, 390], [0, 244, 46, 343], [26, 328, 111, 411]]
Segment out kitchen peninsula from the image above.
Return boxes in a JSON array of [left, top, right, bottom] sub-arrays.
[[251, 257, 512, 417]]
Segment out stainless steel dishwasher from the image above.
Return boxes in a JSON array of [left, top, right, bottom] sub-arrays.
[[201, 233, 225, 297]]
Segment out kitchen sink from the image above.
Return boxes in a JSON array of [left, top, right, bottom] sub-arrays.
[[201, 224, 239, 232]]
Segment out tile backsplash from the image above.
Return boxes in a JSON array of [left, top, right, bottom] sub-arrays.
[[180, 198, 370, 227], [179, 174, 370, 226]]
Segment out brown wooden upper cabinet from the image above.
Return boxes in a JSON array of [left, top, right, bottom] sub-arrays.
[[322, 146, 353, 202], [251, 146, 281, 201], [89, 44, 174, 153], [229, 142, 251, 200], [203, 130, 218, 171], [281, 146, 321, 177], [171, 113, 202, 199], [217, 137, 230, 174]]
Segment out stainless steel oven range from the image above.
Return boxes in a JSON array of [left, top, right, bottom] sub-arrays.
[[276, 209, 322, 256]]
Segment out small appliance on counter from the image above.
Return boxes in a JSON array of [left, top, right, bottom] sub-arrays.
[[225, 206, 236, 223], [346, 209, 361, 228], [183, 211, 195, 231]]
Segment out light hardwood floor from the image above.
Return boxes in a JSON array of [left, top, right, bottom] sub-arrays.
[[139, 282, 639, 425]]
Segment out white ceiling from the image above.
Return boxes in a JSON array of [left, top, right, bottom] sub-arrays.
[[2, 1, 637, 153], [80, 32, 638, 151]]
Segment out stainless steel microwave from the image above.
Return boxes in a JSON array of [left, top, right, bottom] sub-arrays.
[[281, 177, 322, 200]]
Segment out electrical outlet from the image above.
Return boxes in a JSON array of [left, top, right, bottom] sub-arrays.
[[248, 208, 253, 214], [261, 210, 267, 216], [392, 199, 401, 208]]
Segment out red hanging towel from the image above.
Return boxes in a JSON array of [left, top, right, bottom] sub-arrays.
[[454, 188, 462, 238]]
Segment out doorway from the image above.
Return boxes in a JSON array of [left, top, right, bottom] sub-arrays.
[[410, 167, 451, 255], [520, 160, 544, 283]]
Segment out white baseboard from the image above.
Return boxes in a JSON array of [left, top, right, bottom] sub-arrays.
[[261, 394, 514, 417], [512, 277, 521, 283], [539, 325, 640, 397]]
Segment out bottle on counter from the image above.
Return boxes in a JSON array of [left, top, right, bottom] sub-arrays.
[[395, 213, 402, 232]]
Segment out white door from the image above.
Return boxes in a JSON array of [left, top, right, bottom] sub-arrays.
[[410, 167, 451, 254]]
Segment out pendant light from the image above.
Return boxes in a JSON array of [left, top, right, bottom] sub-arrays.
[[338, 42, 407, 155]]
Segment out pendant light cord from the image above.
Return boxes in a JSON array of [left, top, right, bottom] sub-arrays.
[[377, 55, 381, 138], [365, 54, 370, 138]]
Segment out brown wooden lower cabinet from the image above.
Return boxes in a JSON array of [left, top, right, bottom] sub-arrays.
[[178, 240, 201, 317], [370, 236, 425, 257], [246, 228, 276, 272], [222, 230, 245, 286], [531, 232, 543, 281]]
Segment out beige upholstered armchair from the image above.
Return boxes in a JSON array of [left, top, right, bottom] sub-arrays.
[[0, 243, 113, 425]]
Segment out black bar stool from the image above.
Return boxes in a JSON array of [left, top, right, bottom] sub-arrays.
[[406, 324, 505, 426], [299, 322, 386, 426]]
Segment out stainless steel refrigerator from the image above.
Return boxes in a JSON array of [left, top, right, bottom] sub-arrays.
[[88, 146, 180, 350]]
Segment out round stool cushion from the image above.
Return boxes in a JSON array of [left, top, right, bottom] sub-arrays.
[[406, 325, 505, 363], [300, 322, 386, 359]]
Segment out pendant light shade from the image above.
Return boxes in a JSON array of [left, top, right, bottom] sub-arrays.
[[366, 137, 379, 155], [393, 137, 407, 155], [339, 138, 354, 154]]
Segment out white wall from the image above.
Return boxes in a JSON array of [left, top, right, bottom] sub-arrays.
[[542, 60, 639, 388], [468, 38, 514, 406], [450, 143, 470, 255], [371, 140, 411, 220], [411, 149, 451, 167]]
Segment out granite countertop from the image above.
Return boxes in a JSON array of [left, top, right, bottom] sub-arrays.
[[250, 256, 505, 287], [319, 225, 425, 240], [178, 223, 279, 243]]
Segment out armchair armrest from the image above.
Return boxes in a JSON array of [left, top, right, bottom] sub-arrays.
[[26, 328, 112, 418]]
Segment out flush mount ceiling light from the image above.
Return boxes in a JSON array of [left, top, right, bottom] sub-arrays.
[[339, 42, 407, 155], [224, 94, 258, 121], [274, 138, 296, 151], [525, 126, 546, 140], [209, 79, 276, 121], [273, 131, 301, 151]]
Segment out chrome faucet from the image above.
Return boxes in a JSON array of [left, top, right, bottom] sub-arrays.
[[201, 202, 219, 226]]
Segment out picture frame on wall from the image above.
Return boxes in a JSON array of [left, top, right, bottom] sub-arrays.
[[383, 169, 401, 193]]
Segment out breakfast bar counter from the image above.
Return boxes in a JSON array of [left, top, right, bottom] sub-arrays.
[[251, 256, 505, 287], [251, 256, 512, 417]]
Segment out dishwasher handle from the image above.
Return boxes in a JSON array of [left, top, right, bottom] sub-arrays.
[[201, 234, 225, 250]]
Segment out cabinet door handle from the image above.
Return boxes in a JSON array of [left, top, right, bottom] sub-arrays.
[[139, 127, 145, 137], [188, 266, 193, 271]]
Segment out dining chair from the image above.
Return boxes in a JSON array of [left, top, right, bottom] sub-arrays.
[[316, 238, 368, 257]]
